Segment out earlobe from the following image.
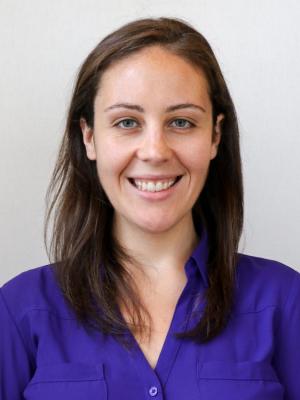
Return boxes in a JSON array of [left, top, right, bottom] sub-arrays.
[[80, 118, 96, 161]]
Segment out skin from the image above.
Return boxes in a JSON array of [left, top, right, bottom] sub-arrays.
[[80, 45, 223, 285]]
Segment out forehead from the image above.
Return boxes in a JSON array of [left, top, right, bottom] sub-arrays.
[[95, 46, 211, 110]]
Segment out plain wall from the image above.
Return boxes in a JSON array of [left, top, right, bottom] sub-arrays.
[[1, 0, 299, 285]]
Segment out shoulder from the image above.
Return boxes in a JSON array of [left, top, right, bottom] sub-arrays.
[[0, 264, 74, 323], [234, 253, 300, 312], [237, 253, 299, 285]]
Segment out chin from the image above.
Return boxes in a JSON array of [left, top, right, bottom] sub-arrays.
[[135, 218, 177, 234]]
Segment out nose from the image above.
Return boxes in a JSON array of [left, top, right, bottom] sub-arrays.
[[136, 127, 173, 163]]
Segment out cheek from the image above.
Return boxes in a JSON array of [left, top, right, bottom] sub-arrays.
[[180, 141, 213, 175], [94, 142, 130, 183]]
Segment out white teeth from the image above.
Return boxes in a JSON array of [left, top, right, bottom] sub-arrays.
[[133, 178, 176, 192]]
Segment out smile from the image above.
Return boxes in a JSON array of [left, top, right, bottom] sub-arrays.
[[128, 176, 182, 193]]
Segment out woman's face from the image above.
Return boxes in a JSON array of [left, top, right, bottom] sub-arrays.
[[81, 45, 223, 235]]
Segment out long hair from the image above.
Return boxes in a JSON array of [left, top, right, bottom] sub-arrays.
[[44, 17, 243, 348]]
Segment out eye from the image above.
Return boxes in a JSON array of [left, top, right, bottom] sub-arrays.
[[114, 119, 139, 129], [170, 119, 195, 129], [114, 118, 195, 130]]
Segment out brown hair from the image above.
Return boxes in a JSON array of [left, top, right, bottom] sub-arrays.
[[44, 17, 243, 348]]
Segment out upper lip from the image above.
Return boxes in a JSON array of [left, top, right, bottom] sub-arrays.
[[129, 175, 183, 181]]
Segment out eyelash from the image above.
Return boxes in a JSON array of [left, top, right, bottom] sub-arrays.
[[114, 118, 195, 130]]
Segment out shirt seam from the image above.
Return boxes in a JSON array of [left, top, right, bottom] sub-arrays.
[[274, 272, 299, 335], [16, 307, 76, 324], [27, 377, 104, 386], [0, 288, 35, 370], [231, 304, 279, 316], [282, 272, 299, 310]]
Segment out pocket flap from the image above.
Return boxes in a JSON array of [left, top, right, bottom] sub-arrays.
[[197, 360, 278, 381], [30, 362, 104, 384]]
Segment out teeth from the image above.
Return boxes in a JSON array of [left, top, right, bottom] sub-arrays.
[[133, 178, 176, 192]]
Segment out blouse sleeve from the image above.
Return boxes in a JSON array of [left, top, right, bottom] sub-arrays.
[[272, 271, 300, 400], [0, 289, 33, 400]]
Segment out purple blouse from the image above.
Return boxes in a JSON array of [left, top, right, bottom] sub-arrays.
[[1, 233, 300, 400]]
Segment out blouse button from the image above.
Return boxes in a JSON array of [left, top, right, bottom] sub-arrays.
[[149, 386, 158, 396]]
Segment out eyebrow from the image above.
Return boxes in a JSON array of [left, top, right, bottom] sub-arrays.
[[104, 102, 206, 113]]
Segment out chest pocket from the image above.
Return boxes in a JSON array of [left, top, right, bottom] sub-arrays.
[[196, 360, 284, 400], [23, 362, 107, 400]]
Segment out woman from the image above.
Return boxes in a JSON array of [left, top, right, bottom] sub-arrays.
[[1, 17, 299, 400]]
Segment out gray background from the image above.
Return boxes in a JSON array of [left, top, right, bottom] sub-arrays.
[[1, 0, 299, 285]]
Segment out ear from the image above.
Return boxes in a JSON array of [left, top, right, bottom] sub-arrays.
[[80, 118, 96, 161], [210, 113, 224, 160]]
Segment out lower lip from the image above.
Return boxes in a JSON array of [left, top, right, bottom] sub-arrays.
[[127, 177, 183, 201]]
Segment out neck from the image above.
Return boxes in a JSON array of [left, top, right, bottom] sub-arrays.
[[112, 213, 199, 280]]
